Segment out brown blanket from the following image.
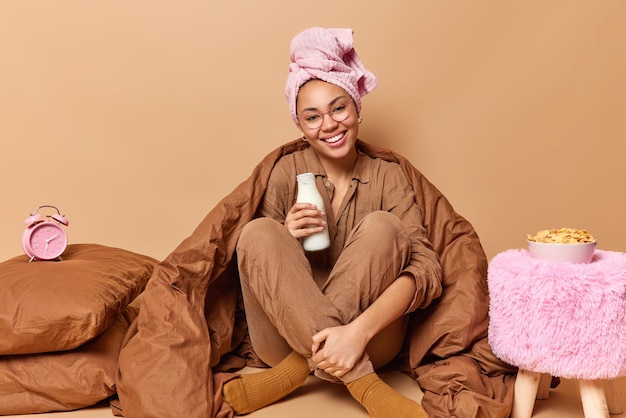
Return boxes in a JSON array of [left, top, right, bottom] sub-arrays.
[[115, 139, 515, 418]]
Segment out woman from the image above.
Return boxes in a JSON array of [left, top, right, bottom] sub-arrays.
[[222, 27, 442, 418]]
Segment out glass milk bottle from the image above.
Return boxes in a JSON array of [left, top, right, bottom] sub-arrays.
[[296, 172, 330, 251]]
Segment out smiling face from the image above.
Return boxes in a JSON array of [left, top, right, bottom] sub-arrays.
[[296, 80, 359, 170]]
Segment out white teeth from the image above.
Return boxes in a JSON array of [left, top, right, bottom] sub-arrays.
[[324, 133, 343, 143]]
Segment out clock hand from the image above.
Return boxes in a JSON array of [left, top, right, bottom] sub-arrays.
[[46, 234, 59, 243], [44, 234, 59, 254]]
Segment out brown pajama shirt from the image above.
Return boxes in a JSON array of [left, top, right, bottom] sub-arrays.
[[236, 146, 442, 383]]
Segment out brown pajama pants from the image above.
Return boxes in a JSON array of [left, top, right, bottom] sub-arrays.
[[236, 211, 412, 383]]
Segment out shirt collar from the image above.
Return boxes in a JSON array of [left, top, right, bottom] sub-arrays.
[[302, 146, 371, 184]]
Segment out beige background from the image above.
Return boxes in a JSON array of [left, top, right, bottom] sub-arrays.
[[1, 1, 625, 263]]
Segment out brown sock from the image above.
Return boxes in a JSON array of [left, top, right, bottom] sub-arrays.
[[223, 351, 310, 415], [346, 372, 429, 418]]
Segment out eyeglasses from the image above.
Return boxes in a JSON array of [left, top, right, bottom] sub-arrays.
[[297, 101, 352, 130]]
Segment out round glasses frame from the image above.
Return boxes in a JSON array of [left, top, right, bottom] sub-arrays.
[[297, 101, 353, 130]]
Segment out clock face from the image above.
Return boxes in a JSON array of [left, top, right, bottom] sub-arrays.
[[24, 222, 68, 260]]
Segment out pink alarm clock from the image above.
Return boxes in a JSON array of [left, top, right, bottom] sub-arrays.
[[22, 205, 69, 262]]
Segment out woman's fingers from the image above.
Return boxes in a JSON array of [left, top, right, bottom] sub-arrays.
[[311, 329, 328, 355], [311, 327, 358, 377], [284, 204, 326, 238]]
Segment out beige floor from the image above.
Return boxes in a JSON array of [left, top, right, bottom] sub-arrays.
[[5, 372, 626, 418]]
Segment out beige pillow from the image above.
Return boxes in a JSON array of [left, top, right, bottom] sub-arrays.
[[0, 305, 138, 414], [0, 243, 157, 355]]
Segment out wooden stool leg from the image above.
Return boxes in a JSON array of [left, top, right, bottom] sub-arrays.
[[603, 380, 623, 415], [536, 373, 552, 400], [579, 380, 609, 418], [513, 370, 542, 418]]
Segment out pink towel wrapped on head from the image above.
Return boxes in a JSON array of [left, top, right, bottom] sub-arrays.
[[285, 27, 378, 126]]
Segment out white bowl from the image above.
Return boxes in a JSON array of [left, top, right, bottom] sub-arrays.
[[527, 240, 596, 264]]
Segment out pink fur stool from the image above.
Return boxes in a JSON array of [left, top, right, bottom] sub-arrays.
[[488, 249, 626, 418]]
